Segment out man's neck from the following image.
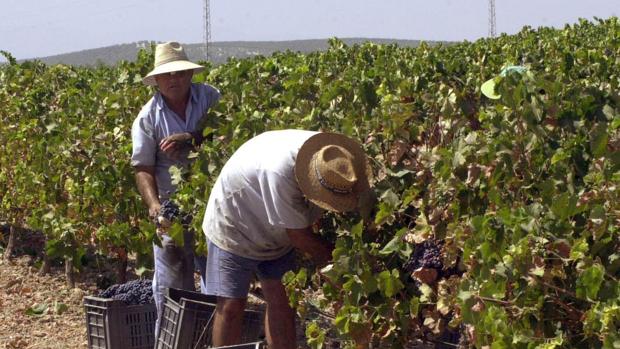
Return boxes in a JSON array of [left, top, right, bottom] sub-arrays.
[[163, 92, 190, 121]]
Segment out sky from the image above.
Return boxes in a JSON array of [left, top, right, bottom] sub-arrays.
[[0, 0, 617, 62]]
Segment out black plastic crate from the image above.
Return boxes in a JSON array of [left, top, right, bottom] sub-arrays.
[[83, 296, 157, 349], [213, 342, 265, 349], [156, 288, 264, 349]]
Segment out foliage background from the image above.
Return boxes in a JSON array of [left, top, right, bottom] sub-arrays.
[[1, 17, 618, 348]]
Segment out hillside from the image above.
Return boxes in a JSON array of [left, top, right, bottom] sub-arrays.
[[22, 38, 440, 66]]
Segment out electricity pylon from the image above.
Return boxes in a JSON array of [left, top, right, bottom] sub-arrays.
[[488, 0, 497, 37], [203, 0, 211, 60]]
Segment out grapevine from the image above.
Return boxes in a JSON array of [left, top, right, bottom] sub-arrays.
[[1, 17, 618, 348]]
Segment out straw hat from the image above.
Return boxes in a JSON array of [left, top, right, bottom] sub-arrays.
[[295, 133, 372, 213], [142, 42, 204, 86]]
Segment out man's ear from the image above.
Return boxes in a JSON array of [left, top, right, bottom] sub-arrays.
[[357, 189, 377, 221]]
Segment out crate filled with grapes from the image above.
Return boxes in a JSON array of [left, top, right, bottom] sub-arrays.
[[84, 279, 156, 349]]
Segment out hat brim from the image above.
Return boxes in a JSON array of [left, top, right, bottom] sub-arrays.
[[295, 133, 372, 213], [481, 78, 501, 99], [142, 61, 205, 86]]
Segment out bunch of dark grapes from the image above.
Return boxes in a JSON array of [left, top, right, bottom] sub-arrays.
[[156, 199, 192, 227], [98, 279, 154, 305], [404, 239, 444, 272]]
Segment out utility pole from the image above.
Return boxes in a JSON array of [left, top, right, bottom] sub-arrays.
[[488, 0, 497, 38], [203, 0, 211, 60]]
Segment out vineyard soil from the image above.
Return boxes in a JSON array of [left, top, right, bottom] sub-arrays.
[[0, 245, 333, 349], [0, 255, 93, 349]]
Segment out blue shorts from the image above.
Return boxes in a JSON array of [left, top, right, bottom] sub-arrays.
[[204, 240, 296, 299]]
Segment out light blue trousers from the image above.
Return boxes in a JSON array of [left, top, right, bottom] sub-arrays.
[[152, 231, 206, 336]]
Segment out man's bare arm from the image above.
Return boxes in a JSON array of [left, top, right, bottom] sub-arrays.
[[286, 227, 335, 267], [134, 166, 161, 218]]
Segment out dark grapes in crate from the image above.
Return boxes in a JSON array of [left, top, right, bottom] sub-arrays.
[[98, 279, 154, 305]]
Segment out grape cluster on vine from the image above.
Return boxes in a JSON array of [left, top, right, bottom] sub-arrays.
[[98, 279, 154, 305], [155, 199, 192, 228], [404, 238, 444, 273]]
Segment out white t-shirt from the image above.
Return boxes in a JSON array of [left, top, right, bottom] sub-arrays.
[[202, 130, 324, 260]]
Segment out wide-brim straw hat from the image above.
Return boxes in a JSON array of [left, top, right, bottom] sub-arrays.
[[295, 132, 373, 213], [142, 41, 205, 86]]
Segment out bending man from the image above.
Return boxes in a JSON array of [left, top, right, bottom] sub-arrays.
[[202, 130, 372, 349]]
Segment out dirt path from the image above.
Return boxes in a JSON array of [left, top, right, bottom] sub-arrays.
[[0, 252, 328, 349], [0, 226, 356, 349], [0, 256, 95, 349]]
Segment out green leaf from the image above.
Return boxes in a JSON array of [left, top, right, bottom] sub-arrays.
[[360, 269, 378, 294], [334, 312, 350, 332], [602, 104, 616, 120], [350, 220, 363, 239], [169, 165, 183, 186], [551, 148, 569, 165], [25, 303, 48, 316], [570, 239, 589, 260], [343, 277, 363, 304], [418, 283, 434, 303], [452, 149, 466, 168], [491, 340, 508, 349], [458, 290, 473, 302], [135, 266, 149, 277], [401, 186, 419, 207], [409, 296, 420, 317], [168, 222, 185, 246], [535, 336, 563, 348], [305, 322, 326, 349], [53, 301, 69, 315], [374, 202, 395, 226], [590, 123, 609, 158], [551, 192, 578, 220], [379, 227, 407, 256], [576, 264, 605, 300], [380, 189, 401, 207], [377, 269, 404, 298], [530, 266, 545, 276]]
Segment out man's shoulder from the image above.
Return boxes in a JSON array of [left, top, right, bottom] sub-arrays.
[[232, 130, 316, 160], [134, 96, 159, 121], [191, 83, 221, 100], [253, 129, 318, 148]]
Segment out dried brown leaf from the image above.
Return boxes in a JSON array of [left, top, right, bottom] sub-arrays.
[[412, 267, 438, 284], [387, 139, 409, 166]]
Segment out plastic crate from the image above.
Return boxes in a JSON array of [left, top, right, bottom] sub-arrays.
[[83, 296, 157, 349], [213, 342, 265, 349], [156, 288, 264, 349]]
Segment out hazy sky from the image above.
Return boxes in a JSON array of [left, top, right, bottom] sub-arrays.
[[1, 0, 617, 62]]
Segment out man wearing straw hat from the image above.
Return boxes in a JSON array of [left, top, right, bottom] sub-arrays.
[[202, 130, 374, 348], [131, 41, 220, 335]]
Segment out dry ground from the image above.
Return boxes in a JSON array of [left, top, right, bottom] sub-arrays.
[[0, 255, 94, 349], [0, 241, 328, 349]]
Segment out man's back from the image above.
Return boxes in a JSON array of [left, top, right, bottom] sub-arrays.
[[203, 130, 323, 260]]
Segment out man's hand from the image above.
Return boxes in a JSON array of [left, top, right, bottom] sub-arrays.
[[134, 167, 165, 237], [311, 242, 334, 268], [287, 227, 335, 268], [149, 203, 168, 238], [159, 132, 193, 159], [148, 203, 161, 221]]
